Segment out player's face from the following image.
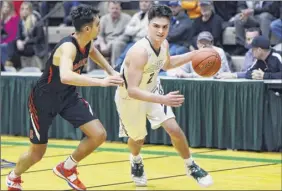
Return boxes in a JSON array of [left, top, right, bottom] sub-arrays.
[[84, 16, 100, 40], [148, 17, 170, 42]]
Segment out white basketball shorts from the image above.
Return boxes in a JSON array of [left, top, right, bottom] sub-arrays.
[[114, 85, 175, 141]]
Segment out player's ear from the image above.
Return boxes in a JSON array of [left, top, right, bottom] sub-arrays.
[[85, 26, 90, 32]]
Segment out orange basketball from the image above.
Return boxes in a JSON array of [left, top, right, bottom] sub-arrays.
[[192, 48, 221, 77]]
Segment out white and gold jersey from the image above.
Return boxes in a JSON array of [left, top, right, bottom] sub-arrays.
[[117, 37, 168, 98]]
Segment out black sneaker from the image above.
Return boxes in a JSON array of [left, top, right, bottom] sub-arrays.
[[186, 162, 213, 187], [130, 155, 147, 186]]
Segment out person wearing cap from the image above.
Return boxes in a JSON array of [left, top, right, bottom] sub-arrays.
[[167, 0, 192, 56], [246, 36, 282, 79], [174, 31, 230, 78], [216, 27, 262, 79], [185, 1, 223, 50]]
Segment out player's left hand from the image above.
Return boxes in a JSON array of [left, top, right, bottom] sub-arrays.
[[251, 69, 264, 80]]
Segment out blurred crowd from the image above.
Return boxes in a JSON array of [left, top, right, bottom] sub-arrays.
[[1, 1, 281, 80]]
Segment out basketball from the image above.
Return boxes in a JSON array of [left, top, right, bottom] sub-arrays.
[[192, 48, 221, 77]]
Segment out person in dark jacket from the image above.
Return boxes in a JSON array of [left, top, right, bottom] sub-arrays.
[[186, 1, 223, 50], [213, 1, 238, 28], [167, 0, 192, 55], [233, 1, 276, 55], [246, 36, 282, 79], [270, 2, 282, 41]]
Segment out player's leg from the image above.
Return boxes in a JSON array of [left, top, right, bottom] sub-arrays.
[[54, 97, 106, 190], [147, 96, 213, 188], [162, 118, 213, 187], [72, 119, 106, 162], [7, 91, 53, 190], [115, 95, 147, 186], [162, 118, 191, 159]]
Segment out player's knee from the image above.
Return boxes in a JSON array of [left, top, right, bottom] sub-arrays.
[[131, 138, 145, 146], [89, 128, 107, 144], [166, 126, 183, 139], [99, 129, 107, 143]]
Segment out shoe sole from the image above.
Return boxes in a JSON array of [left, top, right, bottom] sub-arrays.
[[52, 167, 85, 190], [131, 175, 147, 187], [188, 174, 213, 188]]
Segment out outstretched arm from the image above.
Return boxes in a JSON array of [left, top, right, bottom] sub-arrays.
[[58, 42, 123, 87], [89, 41, 117, 75], [162, 40, 198, 71]]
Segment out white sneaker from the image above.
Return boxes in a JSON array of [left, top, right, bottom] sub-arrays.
[[186, 162, 213, 187], [130, 155, 147, 186]]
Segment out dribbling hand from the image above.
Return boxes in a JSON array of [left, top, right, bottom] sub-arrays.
[[161, 91, 185, 107], [101, 76, 124, 87]]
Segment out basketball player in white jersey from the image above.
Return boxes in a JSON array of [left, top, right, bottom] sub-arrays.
[[115, 4, 213, 188]]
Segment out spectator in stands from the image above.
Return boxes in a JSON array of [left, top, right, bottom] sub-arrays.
[[213, 1, 238, 29], [246, 36, 282, 79], [40, 2, 57, 20], [5, 2, 46, 69], [0, 1, 20, 66], [181, 0, 201, 20], [270, 3, 282, 41], [173, 31, 230, 78], [185, 1, 223, 50], [233, 1, 276, 55], [167, 0, 191, 56], [217, 28, 261, 79], [114, 0, 152, 70], [95, 1, 131, 66], [62, 1, 81, 26], [62, 1, 105, 26]]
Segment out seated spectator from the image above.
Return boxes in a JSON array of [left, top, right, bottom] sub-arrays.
[[270, 3, 282, 41], [0, 1, 20, 66], [233, 1, 276, 55], [5, 2, 46, 69], [167, 0, 191, 56], [213, 1, 238, 28], [185, 1, 223, 50], [174, 31, 230, 78], [246, 36, 282, 79], [94, 1, 131, 66], [271, 19, 282, 41], [181, 0, 201, 20], [62, 1, 81, 26], [217, 28, 261, 79], [114, 0, 152, 70]]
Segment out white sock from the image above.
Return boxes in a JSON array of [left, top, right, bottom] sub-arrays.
[[9, 170, 19, 179], [184, 157, 194, 166], [63, 155, 77, 170], [131, 154, 142, 163]]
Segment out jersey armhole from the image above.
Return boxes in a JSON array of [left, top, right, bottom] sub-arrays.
[[52, 42, 77, 67]]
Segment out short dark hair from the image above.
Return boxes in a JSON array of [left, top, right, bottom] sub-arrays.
[[246, 27, 262, 35], [70, 4, 99, 32], [148, 4, 172, 22]]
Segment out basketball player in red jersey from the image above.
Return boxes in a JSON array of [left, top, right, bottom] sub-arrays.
[[6, 5, 123, 190]]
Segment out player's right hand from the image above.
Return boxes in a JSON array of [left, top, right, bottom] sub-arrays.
[[162, 91, 185, 107], [101, 76, 124, 87]]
